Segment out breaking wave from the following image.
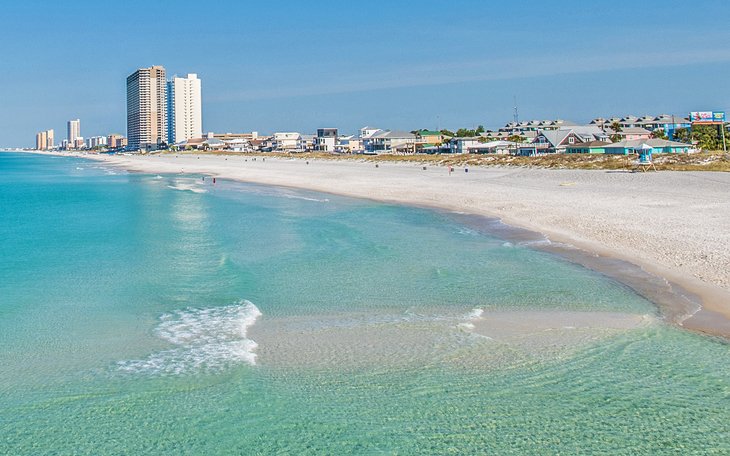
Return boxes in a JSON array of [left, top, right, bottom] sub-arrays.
[[117, 300, 262, 376], [458, 308, 484, 330], [167, 183, 207, 194]]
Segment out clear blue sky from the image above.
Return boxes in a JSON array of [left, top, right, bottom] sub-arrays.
[[2, 0, 730, 147]]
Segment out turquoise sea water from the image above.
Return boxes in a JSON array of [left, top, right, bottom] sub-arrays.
[[0, 152, 728, 454]]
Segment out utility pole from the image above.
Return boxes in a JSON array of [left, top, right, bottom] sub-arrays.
[[722, 121, 727, 153]]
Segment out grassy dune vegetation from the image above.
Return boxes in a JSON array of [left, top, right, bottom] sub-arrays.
[[161, 150, 730, 172]]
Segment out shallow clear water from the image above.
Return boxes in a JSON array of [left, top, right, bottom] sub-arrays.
[[0, 152, 728, 454]]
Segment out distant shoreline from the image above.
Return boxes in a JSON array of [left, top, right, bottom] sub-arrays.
[[12, 150, 730, 339]]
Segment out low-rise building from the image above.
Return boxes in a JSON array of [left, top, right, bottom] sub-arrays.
[[176, 137, 226, 151], [604, 139, 693, 155], [528, 126, 609, 154], [415, 129, 444, 145], [107, 134, 127, 149], [452, 138, 516, 154], [592, 114, 691, 139], [272, 132, 301, 151], [500, 119, 577, 135], [223, 138, 252, 152], [472, 140, 517, 154], [359, 126, 381, 139], [86, 136, 108, 149], [314, 128, 338, 152], [336, 135, 362, 153], [210, 132, 259, 142], [604, 127, 652, 141], [364, 130, 416, 154], [565, 140, 611, 154], [298, 134, 315, 151]]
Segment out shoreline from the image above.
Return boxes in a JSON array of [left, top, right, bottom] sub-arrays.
[[11, 150, 730, 339]]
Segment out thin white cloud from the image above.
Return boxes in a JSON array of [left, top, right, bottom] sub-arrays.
[[207, 48, 730, 102]]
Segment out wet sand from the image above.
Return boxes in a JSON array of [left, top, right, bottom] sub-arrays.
[[250, 309, 655, 370]]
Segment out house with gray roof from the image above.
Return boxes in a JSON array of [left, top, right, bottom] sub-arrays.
[[603, 127, 652, 141], [523, 126, 609, 154], [364, 130, 417, 154]]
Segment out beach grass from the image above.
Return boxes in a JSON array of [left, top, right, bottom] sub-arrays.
[[159, 150, 730, 172]]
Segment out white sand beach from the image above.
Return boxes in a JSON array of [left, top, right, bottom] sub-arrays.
[[45, 152, 730, 337]]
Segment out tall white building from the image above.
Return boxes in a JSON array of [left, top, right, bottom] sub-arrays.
[[67, 119, 80, 144], [46, 129, 54, 149], [167, 73, 202, 144], [86, 136, 108, 149], [127, 65, 167, 151]]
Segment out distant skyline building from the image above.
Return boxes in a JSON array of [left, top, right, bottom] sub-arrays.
[[86, 136, 108, 149], [47, 129, 54, 149], [107, 134, 127, 149], [127, 65, 167, 151], [67, 119, 80, 144], [167, 73, 202, 144], [35, 130, 46, 150], [35, 129, 54, 150]]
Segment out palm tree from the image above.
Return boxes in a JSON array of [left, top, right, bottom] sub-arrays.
[[609, 121, 623, 142], [652, 129, 667, 140]]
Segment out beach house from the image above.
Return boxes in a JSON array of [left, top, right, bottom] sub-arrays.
[[359, 126, 381, 139], [591, 114, 691, 140], [336, 135, 362, 153], [415, 130, 444, 144], [314, 128, 338, 152], [414, 130, 444, 152], [364, 130, 417, 154], [603, 139, 693, 155], [646, 115, 691, 139], [272, 132, 301, 151], [565, 140, 610, 154], [522, 126, 609, 155], [298, 134, 315, 152], [500, 119, 577, 136], [604, 127, 653, 141], [450, 138, 516, 154]]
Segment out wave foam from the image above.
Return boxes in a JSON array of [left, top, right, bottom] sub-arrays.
[[117, 300, 262, 376], [167, 183, 207, 194], [467, 308, 484, 320], [458, 308, 485, 331]]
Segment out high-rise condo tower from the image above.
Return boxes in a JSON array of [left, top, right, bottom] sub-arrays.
[[167, 73, 202, 145], [126, 65, 167, 151]]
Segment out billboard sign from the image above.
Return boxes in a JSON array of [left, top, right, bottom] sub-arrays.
[[690, 111, 726, 123]]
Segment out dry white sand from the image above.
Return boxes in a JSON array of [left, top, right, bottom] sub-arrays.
[[41, 152, 730, 337]]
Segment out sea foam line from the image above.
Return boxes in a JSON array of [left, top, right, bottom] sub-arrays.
[[117, 300, 262, 376], [167, 183, 207, 194], [458, 308, 484, 330]]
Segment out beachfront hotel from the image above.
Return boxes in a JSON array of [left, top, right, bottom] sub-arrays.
[[166, 74, 202, 145], [126, 65, 168, 151], [67, 119, 81, 144]]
